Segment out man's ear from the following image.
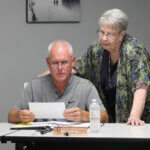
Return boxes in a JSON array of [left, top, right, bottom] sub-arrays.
[[71, 56, 76, 67], [46, 57, 50, 65]]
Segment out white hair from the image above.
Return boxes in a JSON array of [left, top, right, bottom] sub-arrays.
[[98, 8, 128, 33], [48, 40, 73, 58]]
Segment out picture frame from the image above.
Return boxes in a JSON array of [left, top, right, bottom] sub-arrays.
[[26, 0, 80, 23]]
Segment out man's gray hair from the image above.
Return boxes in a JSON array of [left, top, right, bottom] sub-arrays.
[[48, 40, 73, 57], [98, 9, 128, 33]]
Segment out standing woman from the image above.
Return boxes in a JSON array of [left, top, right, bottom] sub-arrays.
[[38, 9, 150, 125], [75, 9, 150, 125]]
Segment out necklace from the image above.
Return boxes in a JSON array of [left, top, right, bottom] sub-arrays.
[[108, 55, 117, 88]]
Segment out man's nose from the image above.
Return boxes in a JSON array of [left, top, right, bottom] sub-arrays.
[[58, 63, 63, 69]]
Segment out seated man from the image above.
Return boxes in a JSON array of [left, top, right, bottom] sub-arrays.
[[8, 40, 108, 123]]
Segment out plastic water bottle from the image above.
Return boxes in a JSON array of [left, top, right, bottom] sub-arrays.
[[89, 99, 100, 133]]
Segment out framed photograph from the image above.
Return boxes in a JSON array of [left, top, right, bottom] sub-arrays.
[[26, 0, 80, 23]]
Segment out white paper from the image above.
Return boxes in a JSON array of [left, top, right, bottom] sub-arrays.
[[11, 121, 90, 130], [49, 121, 90, 128], [29, 102, 65, 119]]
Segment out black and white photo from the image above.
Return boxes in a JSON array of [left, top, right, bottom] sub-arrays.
[[26, 0, 80, 23]]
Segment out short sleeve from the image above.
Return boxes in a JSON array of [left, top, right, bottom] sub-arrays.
[[85, 81, 106, 111], [128, 45, 150, 92], [14, 82, 33, 110]]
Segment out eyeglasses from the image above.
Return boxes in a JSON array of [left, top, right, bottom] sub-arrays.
[[96, 29, 118, 40], [50, 61, 69, 68]]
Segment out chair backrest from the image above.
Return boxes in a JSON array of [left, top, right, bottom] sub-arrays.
[[24, 82, 28, 89]]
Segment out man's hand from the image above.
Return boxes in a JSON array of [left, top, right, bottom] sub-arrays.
[[126, 115, 145, 126], [63, 107, 89, 122], [20, 110, 35, 123]]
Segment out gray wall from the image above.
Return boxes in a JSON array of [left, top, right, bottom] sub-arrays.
[[0, 0, 150, 149]]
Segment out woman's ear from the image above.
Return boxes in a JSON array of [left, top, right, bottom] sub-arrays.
[[119, 30, 126, 41], [121, 30, 126, 37]]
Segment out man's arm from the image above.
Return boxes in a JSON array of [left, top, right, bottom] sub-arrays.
[[8, 108, 35, 123], [63, 108, 108, 123], [101, 110, 109, 123], [127, 86, 149, 125], [8, 109, 21, 123]]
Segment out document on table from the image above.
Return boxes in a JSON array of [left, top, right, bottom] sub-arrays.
[[10, 121, 90, 130], [29, 102, 65, 119]]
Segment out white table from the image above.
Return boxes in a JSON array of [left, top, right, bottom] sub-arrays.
[[1, 123, 150, 150], [0, 123, 16, 143]]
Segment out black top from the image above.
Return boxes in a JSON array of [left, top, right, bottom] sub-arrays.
[[100, 50, 118, 122]]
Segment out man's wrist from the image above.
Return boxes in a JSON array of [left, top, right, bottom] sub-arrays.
[[81, 111, 89, 122]]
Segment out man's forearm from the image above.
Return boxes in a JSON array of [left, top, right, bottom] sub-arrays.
[[81, 110, 109, 123], [81, 110, 90, 122], [101, 110, 109, 123]]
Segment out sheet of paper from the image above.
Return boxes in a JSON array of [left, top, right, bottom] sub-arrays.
[[11, 122, 50, 130], [11, 121, 90, 130], [50, 121, 90, 127], [29, 102, 65, 119]]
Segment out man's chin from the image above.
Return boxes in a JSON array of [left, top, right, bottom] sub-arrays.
[[56, 76, 66, 82]]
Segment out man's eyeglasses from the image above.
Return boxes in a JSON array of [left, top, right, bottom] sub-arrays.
[[50, 61, 69, 68]]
